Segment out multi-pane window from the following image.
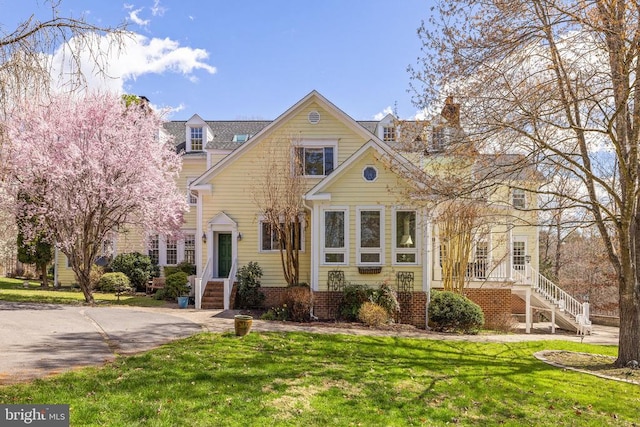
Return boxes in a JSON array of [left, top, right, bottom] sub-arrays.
[[260, 221, 302, 251], [149, 235, 159, 265], [358, 209, 383, 264], [295, 146, 334, 176], [474, 240, 488, 279], [383, 126, 396, 142], [513, 241, 526, 272], [184, 234, 196, 264], [395, 210, 417, 264], [166, 238, 177, 265], [324, 210, 346, 264], [432, 127, 445, 151], [512, 189, 526, 209], [232, 134, 250, 142], [190, 127, 203, 151]]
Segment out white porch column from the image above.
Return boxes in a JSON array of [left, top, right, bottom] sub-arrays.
[[507, 226, 513, 280]]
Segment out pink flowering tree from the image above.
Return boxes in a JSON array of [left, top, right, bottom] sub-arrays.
[[7, 92, 187, 303]]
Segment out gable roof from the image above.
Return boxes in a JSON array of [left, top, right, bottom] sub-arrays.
[[192, 90, 383, 186], [305, 139, 425, 201]]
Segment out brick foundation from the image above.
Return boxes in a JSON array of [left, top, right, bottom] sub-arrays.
[[462, 288, 513, 328]]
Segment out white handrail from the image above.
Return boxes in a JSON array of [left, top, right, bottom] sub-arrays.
[[223, 258, 238, 310], [526, 265, 585, 322], [195, 257, 212, 310]]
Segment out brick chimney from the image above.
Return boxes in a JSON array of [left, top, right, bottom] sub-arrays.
[[440, 96, 460, 126]]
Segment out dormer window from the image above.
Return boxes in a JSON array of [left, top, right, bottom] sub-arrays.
[[233, 134, 250, 143], [383, 126, 396, 142], [190, 127, 203, 151], [512, 188, 526, 209]]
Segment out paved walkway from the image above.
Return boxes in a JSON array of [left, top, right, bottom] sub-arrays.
[[0, 302, 619, 384]]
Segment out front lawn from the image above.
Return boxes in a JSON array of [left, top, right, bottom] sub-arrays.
[[0, 332, 635, 426], [0, 277, 166, 307]]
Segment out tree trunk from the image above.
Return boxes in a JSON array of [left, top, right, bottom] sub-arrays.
[[617, 272, 640, 366], [40, 263, 48, 287]]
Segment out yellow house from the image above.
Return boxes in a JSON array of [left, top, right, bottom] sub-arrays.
[[54, 90, 588, 332]]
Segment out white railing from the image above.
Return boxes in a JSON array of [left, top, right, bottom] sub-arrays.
[[223, 258, 238, 310], [485, 260, 510, 281], [195, 257, 212, 310]]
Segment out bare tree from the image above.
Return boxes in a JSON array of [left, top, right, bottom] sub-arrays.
[[412, 0, 640, 366], [253, 141, 306, 286]]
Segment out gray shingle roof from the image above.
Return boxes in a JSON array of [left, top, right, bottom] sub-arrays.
[[163, 119, 379, 152]]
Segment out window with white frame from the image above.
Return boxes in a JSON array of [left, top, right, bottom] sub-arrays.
[[474, 240, 488, 279], [294, 144, 336, 176], [512, 188, 526, 209], [166, 238, 177, 265], [184, 234, 196, 264], [383, 126, 396, 142], [260, 220, 303, 252], [190, 127, 203, 151], [186, 178, 197, 205], [148, 235, 159, 265], [394, 210, 417, 264], [357, 208, 384, 264], [432, 127, 446, 151], [323, 209, 347, 264]]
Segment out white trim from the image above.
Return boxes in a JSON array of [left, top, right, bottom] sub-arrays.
[[362, 165, 379, 182], [391, 207, 419, 266], [257, 216, 306, 253], [293, 140, 338, 178], [356, 206, 385, 266], [186, 178, 198, 205], [320, 206, 349, 266]]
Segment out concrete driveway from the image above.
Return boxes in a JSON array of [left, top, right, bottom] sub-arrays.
[[0, 302, 203, 384]]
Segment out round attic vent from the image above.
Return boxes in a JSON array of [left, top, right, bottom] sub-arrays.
[[308, 110, 321, 124]]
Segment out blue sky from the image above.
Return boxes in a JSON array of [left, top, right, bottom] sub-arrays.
[[3, 0, 433, 120]]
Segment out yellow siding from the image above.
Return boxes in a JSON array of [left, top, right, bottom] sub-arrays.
[[201, 101, 370, 287], [317, 148, 423, 290]]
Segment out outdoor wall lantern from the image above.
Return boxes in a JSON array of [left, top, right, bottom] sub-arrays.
[[202, 233, 207, 243], [525, 255, 531, 263], [237, 233, 243, 241]]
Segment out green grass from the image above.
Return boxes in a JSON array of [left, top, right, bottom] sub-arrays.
[[0, 332, 636, 426], [0, 277, 166, 307]]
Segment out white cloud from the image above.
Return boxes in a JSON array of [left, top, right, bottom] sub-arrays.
[[128, 8, 150, 27], [47, 32, 217, 94], [373, 106, 394, 120], [151, 0, 167, 16]]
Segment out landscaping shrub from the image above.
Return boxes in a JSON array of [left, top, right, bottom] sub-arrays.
[[429, 291, 485, 334], [157, 271, 189, 300], [338, 284, 374, 321], [358, 301, 389, 327], [281, 285, 312, 322], [90, 265, 104, 290], [235, 261, 265, 309], [371, 283, 400, 318], [164, 261, 196, 277], [261, 306, 288, 321], [110, 252, 155, 292], [97, 272, 132, 294]]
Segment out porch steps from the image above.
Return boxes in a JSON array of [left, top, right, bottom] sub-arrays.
[[528, 292, 579, 332], [201, 281, 224, 309]]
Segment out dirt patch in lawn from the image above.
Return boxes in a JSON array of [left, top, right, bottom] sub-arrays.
[[535, 350, 640, 384]]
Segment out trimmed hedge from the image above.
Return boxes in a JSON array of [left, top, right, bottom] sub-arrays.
[[429, 291, 484, 334], [97, 272, 132, 294]]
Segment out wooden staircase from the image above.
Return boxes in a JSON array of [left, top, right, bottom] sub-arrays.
[[201, 281, 224, 309]]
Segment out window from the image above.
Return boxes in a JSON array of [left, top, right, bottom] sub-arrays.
[[260, 221, 302, 251], [323, 210, 347, 264], [473, 240, 488, 279], [166, 238, 177, 265], [513, 239, 526, 272], [190, 127, 203, 151], [232, 134, 250, 142], [383, 126, 396, 142], [357, 208, 384, 264], [432, 127, 446, 151], [184, 234, 196, 264], [394, 210, 417, 264], [295, 146, 334, 176], [148, 235, 159, 265], [512, 189, 526, 209], [363, 166, 377, 182], [187, 179, 197, 205]]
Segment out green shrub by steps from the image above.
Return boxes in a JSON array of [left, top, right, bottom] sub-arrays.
[[429, 290, 484, 334]]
